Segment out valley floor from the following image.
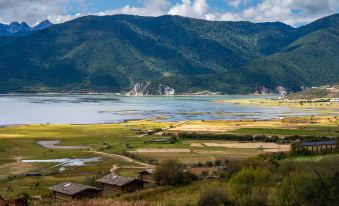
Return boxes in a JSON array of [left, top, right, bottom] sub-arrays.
[[0, 115, 338, 205]]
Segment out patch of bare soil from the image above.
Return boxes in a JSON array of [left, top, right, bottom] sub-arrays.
[[133, 149, 191, 153], [203, 142, 291, 152]]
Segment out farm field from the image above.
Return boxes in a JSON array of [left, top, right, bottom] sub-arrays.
[[0, 116, 338, 199], [167, 116, 339, 136]]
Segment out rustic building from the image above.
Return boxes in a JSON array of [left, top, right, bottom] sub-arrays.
[[296, 141, 337, 153], [97, 173, 144, 193], [49, 182, 101, 200]]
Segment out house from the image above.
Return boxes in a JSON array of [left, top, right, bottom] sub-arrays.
[[49, 182, 101, 200], [295, 141, 337, 153], [97, 173, 144, 193], [138, 169, 156, 184]]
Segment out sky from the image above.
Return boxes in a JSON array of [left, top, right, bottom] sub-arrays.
[[0, 0, 339, 27]]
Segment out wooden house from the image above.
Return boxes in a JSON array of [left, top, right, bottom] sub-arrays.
[[49, 182, 101, 200], [97, 173, 144, 193]]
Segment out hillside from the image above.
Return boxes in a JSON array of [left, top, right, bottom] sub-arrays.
[[288, 85, 339, 99], [0, 14, 338, 94], [244, 14, 339, 91]]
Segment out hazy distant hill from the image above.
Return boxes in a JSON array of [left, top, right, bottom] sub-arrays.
[[0, 20, 52, 47], [0, 20, 52, 36], [0, 14, 338, 94]]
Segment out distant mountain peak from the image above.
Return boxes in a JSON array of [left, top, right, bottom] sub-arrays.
[[34, 20, 52, 30], [7, 21, 30, 33], [0, 19, 52, 36]]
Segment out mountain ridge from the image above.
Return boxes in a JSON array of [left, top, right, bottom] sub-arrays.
[[0, 14, 338, 94], [0, 20, 52, 36]]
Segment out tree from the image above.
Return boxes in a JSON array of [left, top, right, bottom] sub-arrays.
[[275, 172, 323, 205], [198, 188, 230, 206], [229, 167, 272, 205], [154, 159, 195, 185], [215, 160, 222, 167], [206, 161, 214, 167]]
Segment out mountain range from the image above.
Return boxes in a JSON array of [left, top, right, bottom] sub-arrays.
[[0, 14, 338, 94], [0, 20, 52, 47], [0, 20, 52, 36]]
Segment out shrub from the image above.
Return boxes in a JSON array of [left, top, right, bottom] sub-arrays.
[[198, 188, 230, 206], [220, 162, 241, 180], [154, 160, 196, 185], [271, 171, 320, 206], [206, 161, 214, 167], [228, 167, 272, 205]]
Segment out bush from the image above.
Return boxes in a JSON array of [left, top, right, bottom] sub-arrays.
[[271, 171, 320, 206], [206, 161, 214, 167], [85, 172, 103, 187], [228, 167, 272, 206], [198, 188, 230, 206], [220, 162, 241, 180], [154, 160, 196, 185]]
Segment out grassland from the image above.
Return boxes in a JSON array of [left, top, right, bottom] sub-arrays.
[[0, 121, 171, 198], [0, 116, 338, 199]]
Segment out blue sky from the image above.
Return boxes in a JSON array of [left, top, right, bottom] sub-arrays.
[[0, 0, 338, 27], [69, 0, 265, 14]]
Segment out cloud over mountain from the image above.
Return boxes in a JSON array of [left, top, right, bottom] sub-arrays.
[[0, 0, 338, 26]]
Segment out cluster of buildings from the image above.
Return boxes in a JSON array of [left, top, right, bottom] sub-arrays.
[[50, 169, 155, 200]]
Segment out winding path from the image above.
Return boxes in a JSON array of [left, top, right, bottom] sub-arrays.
[[88, 151, 155, 172]]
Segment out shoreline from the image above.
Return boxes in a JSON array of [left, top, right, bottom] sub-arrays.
[[0, 92, 278, 97], [216, 99, 339, 109]]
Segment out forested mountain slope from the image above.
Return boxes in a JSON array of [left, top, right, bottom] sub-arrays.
[[0, 14, 338, 93]]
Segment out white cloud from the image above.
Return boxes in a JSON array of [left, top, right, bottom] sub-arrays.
[[93, 0, 170, 17], [0, 0, 338, 27], [227, 0, 249, 8], [219, 0, 339, 26], [0, 0, 87, 25], [168, 0, 210, 19], [106, 0, 339, 26]]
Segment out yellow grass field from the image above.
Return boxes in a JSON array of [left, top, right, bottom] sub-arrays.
[[167, 116, 339, 134]]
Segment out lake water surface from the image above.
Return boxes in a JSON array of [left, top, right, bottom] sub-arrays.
[[0, 94, 321, 125]]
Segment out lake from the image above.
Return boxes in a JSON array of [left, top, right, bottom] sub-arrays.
[[0, 94, 320, 125]]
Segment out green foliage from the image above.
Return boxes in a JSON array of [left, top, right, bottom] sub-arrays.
[[0, 14, 338, 93], [272, 172, 319, 206], [154, 159, 196, 186], [178, 132, 338, 142], [228, 167, 272, 205], [198, 188, 230, 206]]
